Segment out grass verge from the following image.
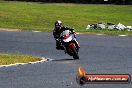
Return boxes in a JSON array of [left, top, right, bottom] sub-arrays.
[[0, 53, 41, 65], [79, 29, 132, 36], [0, 1, 132, 35]]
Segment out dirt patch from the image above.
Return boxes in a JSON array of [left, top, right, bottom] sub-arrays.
[[0, 28, 20, 31]]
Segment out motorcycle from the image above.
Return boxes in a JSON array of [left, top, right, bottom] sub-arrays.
[[60, 30, 79, 59]]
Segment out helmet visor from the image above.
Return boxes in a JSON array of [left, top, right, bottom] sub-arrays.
[[55, 23, 61, 28]]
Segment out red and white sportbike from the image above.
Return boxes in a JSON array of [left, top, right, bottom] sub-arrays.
[[60, 30, 80, 59]]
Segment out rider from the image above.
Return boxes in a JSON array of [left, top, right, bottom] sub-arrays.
[[53, 20, 79, 50]]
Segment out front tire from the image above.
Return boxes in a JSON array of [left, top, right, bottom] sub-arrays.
[[72, 47, 79, 59]]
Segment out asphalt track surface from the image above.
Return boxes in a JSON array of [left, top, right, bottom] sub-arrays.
[[0, 30, 132, 88]]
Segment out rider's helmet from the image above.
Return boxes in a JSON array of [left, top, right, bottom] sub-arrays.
[[55, 20, 62, 30]]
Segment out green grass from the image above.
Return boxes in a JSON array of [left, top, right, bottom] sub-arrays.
[[0, 53, 41, 65], [82, 29, 132, 36], [0, 1, 132, 35]]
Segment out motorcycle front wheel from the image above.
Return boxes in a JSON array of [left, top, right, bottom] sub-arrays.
[[72, 47, 79, 59]]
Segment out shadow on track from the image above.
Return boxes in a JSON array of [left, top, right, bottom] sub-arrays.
[[52, 58, 76, 61]]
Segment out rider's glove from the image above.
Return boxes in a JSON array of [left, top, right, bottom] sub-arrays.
[[55, 38, 59, 41]]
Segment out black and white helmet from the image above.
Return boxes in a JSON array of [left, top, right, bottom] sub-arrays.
[[55, 20, 62, 29]]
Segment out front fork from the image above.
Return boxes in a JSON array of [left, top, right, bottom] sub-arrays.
[[62, 41, 79, 54]]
